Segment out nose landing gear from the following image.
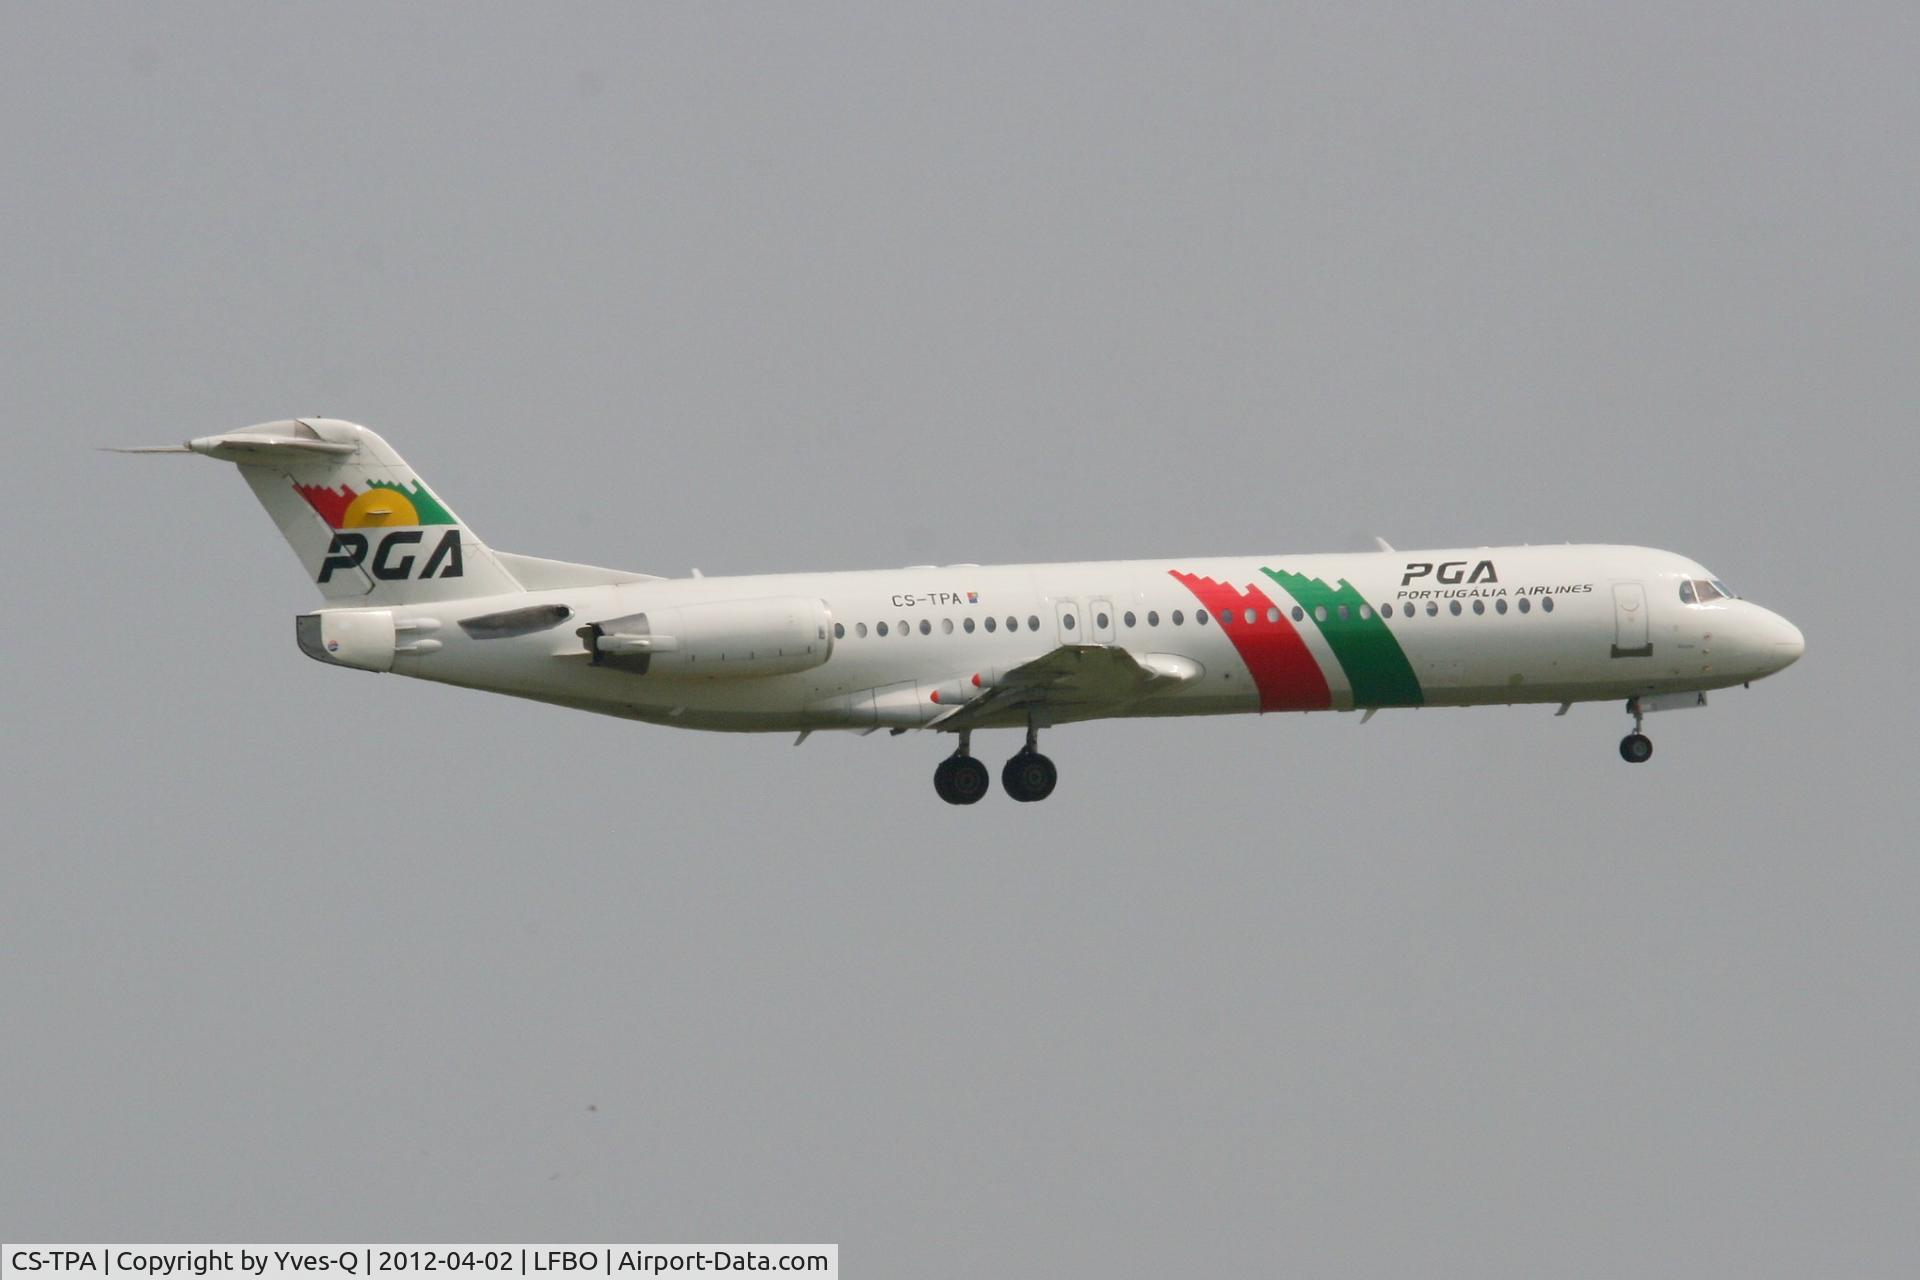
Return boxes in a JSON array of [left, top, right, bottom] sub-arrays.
[[1619, 700, 1653, 764]]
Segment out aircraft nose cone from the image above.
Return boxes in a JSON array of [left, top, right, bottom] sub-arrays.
[[1755, 610, 1804, 674], [1775, 616, 1805, 665]]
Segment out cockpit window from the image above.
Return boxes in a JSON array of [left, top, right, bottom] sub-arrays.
[[1711, 579, 1735, 599], [1681, 577, 1734, 604]]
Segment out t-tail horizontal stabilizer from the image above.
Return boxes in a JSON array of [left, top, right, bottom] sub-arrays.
[[114, 418, 522, 605]]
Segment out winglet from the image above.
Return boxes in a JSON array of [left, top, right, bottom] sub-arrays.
[[1374, 536, 1395, 552], [101, 445, 191, 454]]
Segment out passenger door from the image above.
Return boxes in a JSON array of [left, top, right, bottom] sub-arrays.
[[1611, 582, 1652, 657]]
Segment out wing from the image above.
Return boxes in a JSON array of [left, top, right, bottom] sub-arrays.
[[927, 644, 1201, 732]]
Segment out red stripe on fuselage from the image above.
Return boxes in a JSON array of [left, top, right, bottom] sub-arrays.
[[1169, 570, 1332, 711]]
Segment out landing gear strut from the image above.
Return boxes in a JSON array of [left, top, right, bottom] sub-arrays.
[[1002, 722, 1059, 803], [930, 723, 1060, 804], [933, 730, 990, 805], [1619, 701, 1653, 764]]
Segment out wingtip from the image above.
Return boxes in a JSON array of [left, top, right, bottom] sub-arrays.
[[100, 444, 191, 454]]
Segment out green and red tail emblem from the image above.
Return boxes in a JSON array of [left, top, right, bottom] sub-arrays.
[[292, 478, 456, 529]]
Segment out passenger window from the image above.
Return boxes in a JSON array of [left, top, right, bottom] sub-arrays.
[[1172, 610, 1185, 625], [1450, 601, 1462, 616], [1426, 602, 1437, 616], [1473, 600, 1485, 615], [833, 622, 845, 639], [1292, 606, 1305, 622], [1147, 610, 1160, 626], [1358, 605, 1371, 620], [1124, 611, 1137, 627], [963, 617, 975, 633], [1337, 605, 1349, 621], [1096, 612, 1110, 629], [1244, 607, 1257, 624], [1007, 616, 1019, 631], [985, 616, 997, 633], [1542, 596, 1554, 613], [1062, 613, 1076, 631], [876, 621, 889, 636], [1266, 607, 1280, 623], [1314, 606, 1328, 622], [1027, 615, 1040, 631], [1196, 609, 1208, 626], [856, 622, 868, 637], [1517, 597, 1530, 614], [941, 618, 954, 634]]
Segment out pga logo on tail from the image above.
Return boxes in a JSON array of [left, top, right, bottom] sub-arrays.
[[320, 528, 463, 582], [291, 477, 466, 583]]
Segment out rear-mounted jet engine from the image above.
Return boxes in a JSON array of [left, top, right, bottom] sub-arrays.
[[578, 597, 834, 677]]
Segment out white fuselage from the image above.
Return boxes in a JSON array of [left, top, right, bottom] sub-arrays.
[[327, 543, 1804, 734]]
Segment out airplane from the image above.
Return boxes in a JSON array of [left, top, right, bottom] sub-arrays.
[[117, 419, 1804, 803]]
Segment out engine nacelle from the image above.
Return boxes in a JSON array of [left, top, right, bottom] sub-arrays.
[[579, 596, 834, 678]]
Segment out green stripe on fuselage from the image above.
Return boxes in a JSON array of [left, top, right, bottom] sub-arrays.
[[1260, 568, 1424, 707]]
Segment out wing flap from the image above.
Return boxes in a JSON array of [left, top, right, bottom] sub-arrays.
[[929, 644, 1199, 732]]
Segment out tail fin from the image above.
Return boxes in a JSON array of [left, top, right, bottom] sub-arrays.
[[180, 419, 522, 604]]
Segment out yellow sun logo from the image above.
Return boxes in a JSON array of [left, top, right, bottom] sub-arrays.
[[340, 487, 421, 527]]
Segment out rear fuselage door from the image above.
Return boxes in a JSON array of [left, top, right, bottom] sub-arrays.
[[1611, 582, 1653, 657]]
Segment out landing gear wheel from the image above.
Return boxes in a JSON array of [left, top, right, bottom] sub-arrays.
[[1619, 732, 1653, 764], [1002, 750, 1058, 802], [934, 755, 990, 805]]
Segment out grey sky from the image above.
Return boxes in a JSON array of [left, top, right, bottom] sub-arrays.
[[3, 2, 1916, 1272]]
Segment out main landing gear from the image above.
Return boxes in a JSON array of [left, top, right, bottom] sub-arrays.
[[932, 726, 1059, 804], [1619, 701, 1653, 764], [933, 734, 991, 805], [1002, 723, 1059, 803]]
